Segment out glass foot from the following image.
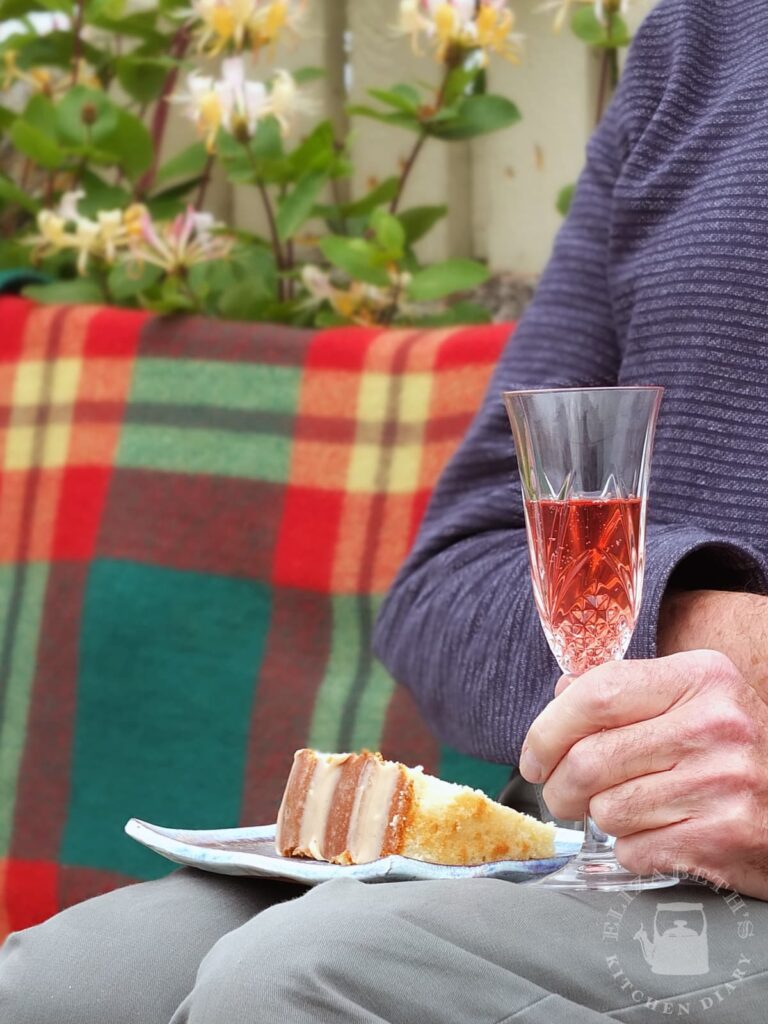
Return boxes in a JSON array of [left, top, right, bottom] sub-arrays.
[[533, 850, 679, 892]]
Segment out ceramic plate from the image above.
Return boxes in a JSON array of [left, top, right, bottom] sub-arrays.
[[125, 819, 583, 885]]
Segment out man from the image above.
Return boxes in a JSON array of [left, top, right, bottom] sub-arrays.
[[2, 0, 768, 1021]]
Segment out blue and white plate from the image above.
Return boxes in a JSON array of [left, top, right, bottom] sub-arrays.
[[125, 819, 583, 885]]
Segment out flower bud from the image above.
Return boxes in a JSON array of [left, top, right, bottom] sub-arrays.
[[81, 103, 98, 126], [232, 116, 251, 143]]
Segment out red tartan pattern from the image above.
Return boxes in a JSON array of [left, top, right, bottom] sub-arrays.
[[0, 297, 512, 938]]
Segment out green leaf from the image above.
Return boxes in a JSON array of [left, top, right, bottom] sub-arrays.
[[0, 173, 41, 213], [155, 142, 210, 186], [276, 172, 326, 241], [319, 236, 390, 287], [251, 116, 284, 159], [288, 121, 342, 177], [427, 94, 521, 141], [370, 208, 405, 257], [22, 93, 55, 133], [115, 55, 174, 104], [292, 66, 325, 85], [570, 8, 631, 47], [0, 239, 37, 270], [398, 205, 447, 246], [407, 259, 489, 302], [107, 260, 163, 301], [10, 119, 63, 169], [348, 105, 421, 133], [23, 278, 105, 305], [556, 183, 576, 217], [338, 178, 399, 219], [0, 105, 15, 132], [0, 0, 73, 16], [56, 86, 119, 147], [146, 179, 201, 220], [101, 109, 153, 179], [413, 300, 492, 326], [443, 65, 482, 107], [367, 84, 421, 114], [78, 169, 131, 216]]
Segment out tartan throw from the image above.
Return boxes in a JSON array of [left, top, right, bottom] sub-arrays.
[[0, 296, 513, 938]]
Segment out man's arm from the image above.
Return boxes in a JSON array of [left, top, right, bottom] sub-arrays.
[[374, 3, 768, 765], [659, 590, 768, 700]]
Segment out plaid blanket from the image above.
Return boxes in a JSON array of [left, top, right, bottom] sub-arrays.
[[0, 297, 513, 936]]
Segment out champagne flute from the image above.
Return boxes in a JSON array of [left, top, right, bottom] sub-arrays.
[[503, 386, 677, 891]]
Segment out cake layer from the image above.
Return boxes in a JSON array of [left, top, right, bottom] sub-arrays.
[[276, 750, 413, 864], [276, 748, 556, 867]]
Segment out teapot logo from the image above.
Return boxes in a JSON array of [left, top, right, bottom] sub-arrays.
[[633, 902, 709, 976]]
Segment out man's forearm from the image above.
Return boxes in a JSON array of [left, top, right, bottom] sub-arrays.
[[658, 589, 768, 700]]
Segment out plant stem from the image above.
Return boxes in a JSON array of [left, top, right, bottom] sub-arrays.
[[255, 178, 286, 302], [71, 0, 85, 84], [389, 133, 428, 215], [595, 10, 620, 126], [389, 66, 451, 215], [135, 27, 190, 199], [594, 51, 610, 126], [194, 155, 215, 209]]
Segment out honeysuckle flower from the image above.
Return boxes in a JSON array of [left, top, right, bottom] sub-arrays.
[[29, 192, 132, 274], [173, 71, 223, 151], [174, 60, 303, 148], [301, 265, 413, 326], [34, 210, 68, 251], [397, 0, 522, 65], [538, 0, 630, 33], [267, 69, 311, 136], [190, 0, 304, 55], [218, 57, 271, 136], [127, 205, 233, 273], [97, 210, 128, 263]]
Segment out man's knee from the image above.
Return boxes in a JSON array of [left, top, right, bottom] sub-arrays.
[[184, 879, 378, 1022], [0, 922, 86, 1024]]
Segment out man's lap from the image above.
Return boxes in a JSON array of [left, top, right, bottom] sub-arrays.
[[1, 870, 767, 1024]]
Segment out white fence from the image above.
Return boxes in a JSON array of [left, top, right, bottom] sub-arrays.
[[169, 0, 657, 277]]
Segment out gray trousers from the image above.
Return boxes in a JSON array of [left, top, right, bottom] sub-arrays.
[[0, 870, 766, 1023]]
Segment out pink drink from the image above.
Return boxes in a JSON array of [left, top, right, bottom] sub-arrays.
[[523, 496, 642, 675]]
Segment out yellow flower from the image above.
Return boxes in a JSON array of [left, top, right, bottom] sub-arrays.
[[193, 0, 255, 53], [190, 0, 304, 55], [397, 0, 522, 65]]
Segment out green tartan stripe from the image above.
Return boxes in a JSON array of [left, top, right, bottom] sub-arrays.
[[128, 360, 302, 414], [308, 594, 393, 754], [61, 561, 272, 880], [116, 425, 293, 481], [0, 563, 50, 854]]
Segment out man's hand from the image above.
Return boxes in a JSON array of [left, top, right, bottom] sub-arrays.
[[519, 651, 768, 900], [659, 590, 768, 700]]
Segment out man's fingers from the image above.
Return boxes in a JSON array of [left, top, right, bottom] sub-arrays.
[[553, 674, 576, 697], [541, 712, 691, 820], [521, 650, 730, 783], [587, 769, 694, 838]]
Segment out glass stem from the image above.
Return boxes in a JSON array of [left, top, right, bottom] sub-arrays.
[[582, 813, 613, 855]]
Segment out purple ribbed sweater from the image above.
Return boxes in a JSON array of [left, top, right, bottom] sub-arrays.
[[374, 0, 768, 766]]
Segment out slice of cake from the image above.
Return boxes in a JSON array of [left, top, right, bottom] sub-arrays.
[[275, 748, 555, 866]]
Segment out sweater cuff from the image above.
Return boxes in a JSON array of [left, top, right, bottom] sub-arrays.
[[628, 525, 768, 662]]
